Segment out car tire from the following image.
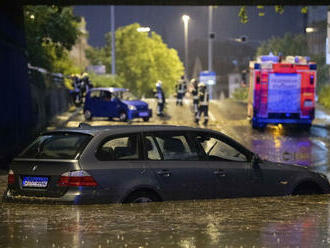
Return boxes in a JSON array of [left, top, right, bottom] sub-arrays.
[[84, 110, 92, 121], [123, 190, 160, 204], [143, 117, 149, 122], [119, 112, 127, 122]]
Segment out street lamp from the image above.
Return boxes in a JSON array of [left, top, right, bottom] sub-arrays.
[[137, 27, 151, 33], [182, 14, 190, 79], [306, 27, 317, 33], [111, 6, 116, 75]]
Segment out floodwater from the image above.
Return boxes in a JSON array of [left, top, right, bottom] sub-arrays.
[[1, 175, 330, 248]]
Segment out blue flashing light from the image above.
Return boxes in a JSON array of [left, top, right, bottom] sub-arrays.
[[254, 63, 260, 70], [309, 64, 317, 70], [286, 113, 291, 117]]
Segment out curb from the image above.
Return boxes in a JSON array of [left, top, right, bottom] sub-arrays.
[[60, 107, 82, 127], [312, 124, 330, 130]]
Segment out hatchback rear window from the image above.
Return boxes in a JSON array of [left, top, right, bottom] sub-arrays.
[[18, 133, 92, 159]]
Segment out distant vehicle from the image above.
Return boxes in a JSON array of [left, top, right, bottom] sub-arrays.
[[4, 125, 330, 204], [248, 55, 316, 129], [83, 88, 152, 122]]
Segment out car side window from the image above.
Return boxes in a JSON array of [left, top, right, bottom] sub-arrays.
[[96, 134, 140, 161], [152, 133, 198, 160], [144, 136, 161, 160], [90, 90, 101, 99], [100, 91, 112, 101], [194, 133, 247, 162]]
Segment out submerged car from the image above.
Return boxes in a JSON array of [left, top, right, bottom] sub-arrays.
[[83, 87, 152, 122], [4, 125, 330, 204]]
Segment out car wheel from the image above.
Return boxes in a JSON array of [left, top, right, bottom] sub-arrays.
[[84, 110, 92, 121], [123, 191, 160, 204], [143, 117, 149, 122], [119, 112, 127, 122]]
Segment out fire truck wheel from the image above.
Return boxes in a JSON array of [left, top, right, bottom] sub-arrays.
[[252, 119, 266, 130], [301, 124, 311, 131]]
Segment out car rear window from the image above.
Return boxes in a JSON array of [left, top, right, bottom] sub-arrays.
[[18, 133, 92, 159]]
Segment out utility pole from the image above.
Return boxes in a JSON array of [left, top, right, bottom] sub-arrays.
[[208, 6, 213, 73], [208, 6, 214, 99], [111, 5, 116, 75]]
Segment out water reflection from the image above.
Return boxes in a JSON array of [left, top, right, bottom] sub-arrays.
[[250, 125, 329, 168], [1, 195, 330, 247]]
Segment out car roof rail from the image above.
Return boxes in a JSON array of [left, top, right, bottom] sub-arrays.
[[78, 123, 91, 129]]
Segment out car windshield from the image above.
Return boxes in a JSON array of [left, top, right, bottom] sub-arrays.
[[18, 133, 92, 159], [113, 91, 138, 101]]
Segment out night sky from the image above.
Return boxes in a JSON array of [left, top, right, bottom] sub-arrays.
[[74, 5, 305, 49]]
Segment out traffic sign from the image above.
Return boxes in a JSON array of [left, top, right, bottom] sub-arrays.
[[200, 71, 216, 85]]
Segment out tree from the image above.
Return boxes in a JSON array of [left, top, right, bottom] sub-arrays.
[[256, 33, 309, 57], [87, 23, 184, 97], [24, 6, 81, 73]]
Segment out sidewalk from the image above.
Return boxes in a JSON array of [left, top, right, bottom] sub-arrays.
[[46, 106, 82, 130]]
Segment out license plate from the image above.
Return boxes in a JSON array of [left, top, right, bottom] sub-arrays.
[[139, 112, 149, 117], [22, 176, 48, 188]]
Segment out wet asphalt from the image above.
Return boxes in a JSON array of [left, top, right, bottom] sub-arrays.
[[2, 98, 330, 248]]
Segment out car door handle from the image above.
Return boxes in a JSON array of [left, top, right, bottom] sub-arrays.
[[214, 169, 226, 177], [157, 170, 171, 177]]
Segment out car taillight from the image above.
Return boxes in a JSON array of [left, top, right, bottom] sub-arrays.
[[8, 169, 15, 185], [57, 170, 98, 187]]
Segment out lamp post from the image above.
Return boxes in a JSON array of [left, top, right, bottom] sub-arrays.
[[111, 5, 115, 75], [182, 14, 190, 79]]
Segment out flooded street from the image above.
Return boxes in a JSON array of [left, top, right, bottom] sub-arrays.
[[2, 183, 330, 248], [2, 99, 330, 247]]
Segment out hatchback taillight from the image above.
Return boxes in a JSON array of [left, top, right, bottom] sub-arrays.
[[57, 170, 98, 187], [8, 169, 15, 185]]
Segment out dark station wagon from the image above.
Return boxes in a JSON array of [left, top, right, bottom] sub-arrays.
[[4, 125, 330, 204]]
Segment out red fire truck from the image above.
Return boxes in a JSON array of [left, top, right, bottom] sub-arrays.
[[247, 54, 316, 129]]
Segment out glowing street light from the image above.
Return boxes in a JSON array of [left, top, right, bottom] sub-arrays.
[[182, 14, 190, 79], [306, 27, 317, 33], [137, 27, 151, 33]]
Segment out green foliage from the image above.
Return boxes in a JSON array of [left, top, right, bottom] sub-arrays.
[[238, 7, 248, 24], [24, 6, 81, 73], [232, 87, 248, 101], [88, 23, 184, 97], [275, 6, 284, 15], [239, 6, 307, 23], [85, 46, 109, 71], [256, 33, 309, 57], [312, 54, 330, 89], [318, 84, 330, 109], [89, 74, 124, 88]]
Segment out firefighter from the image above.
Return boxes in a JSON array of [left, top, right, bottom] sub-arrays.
[[195, 82, 209, 125], [155, 81, 166, 117], [175, 75, 187, 106], [70, 74, 83, 106], [80, 72, 93, 94], [190, 78, 199, 117]]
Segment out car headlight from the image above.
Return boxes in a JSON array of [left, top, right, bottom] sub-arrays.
[[320, 172, 330, 184], [128, 105, 136, 110]]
